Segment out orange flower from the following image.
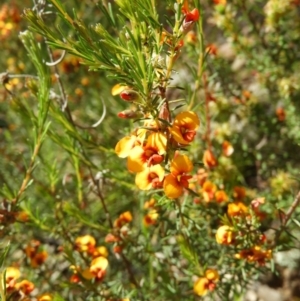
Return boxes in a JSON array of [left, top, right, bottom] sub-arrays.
[[196, 168, 208, 186], [202, 181, 217, 202], [193, 269, 219, 296], [92, 246, 109, 258], [276, 107, 286, 122], [15, 280, 35, 295], [127, 132, 167, 173], [144, 198, 156, 209], [222, 141, 234, 157], [203, 149, 218, 168], [143, 210, 159, 226], [89, 256, 109, 280], [75, 235, 96, 253], [105, 233, 119, 243], [163, 154, 193, 198], [216, 225, 234, 245], [135, 165, 165, 190], [215, 190, 228, 203], [182, 8, 200, 32], [30, 250, 48, 268], [206, 44, 218, 55], [235, 246, 272, 266], [114, 211, 133, 228], [233, 186, 246, 200], [227, 201, 248, 217], [170, 111, 199, 145]]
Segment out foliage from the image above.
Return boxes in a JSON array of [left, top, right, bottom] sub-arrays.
[[1, 0, 300, 300]]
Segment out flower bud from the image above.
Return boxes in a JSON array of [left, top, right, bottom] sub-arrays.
[[120, 90, 140, 102]]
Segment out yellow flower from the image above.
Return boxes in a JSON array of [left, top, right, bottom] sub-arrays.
[[15, 280, 35, 295], [215, 190, 228, 203], [127, 132, 167, 173], [135, 165, 165, 190], [92, 246, 109, 258], [163, 154, 193, 198], [114, 211, 133, 228], [193, 269, 219, 296], [235, 246, 272, 266], [201, 181, 217, 202], [216, 225, 234, 245], [75, 235, 96, 253], [227, 201, 248, 217], [143, 209, 159, 226], [170, 111, 200, 145], [37, 293, 52, 301], [5, 267, 20, 290], [89, 256, 109, 280]]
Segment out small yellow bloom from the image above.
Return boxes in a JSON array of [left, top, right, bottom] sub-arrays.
[[92, 246, 109, 258], [202, 181, 217, 202], [127, 132, 167, 173], [227, 201, 248, 217], [37, 293, 52, 301], [75, 235, 96, 253], [215, 190, 228, 203], [5, 267, 20, 290], [143, 209, 159, 226], [90, 256, 109, 280], [170, 111, 200, 145], [193, 269, 219, 296], [216, 225, 234, 245], [135, 165, 165, 190]]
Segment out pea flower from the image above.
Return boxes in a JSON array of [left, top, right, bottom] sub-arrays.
[[135, 165, 165, 190], [5, 267, 20, 291], [181, 2, 200, 32], [15, 280, 35, 295], [235, 246, 272, 266], [89, 256, 109, 280], [127, 132, 167, 173], [227, 201, 248, 217], [163, 154, 193, 198], [215, 225, 234, 245], [170, 111, 200, 145], [75, 235, 96, 253], [201, 181, 217, 202], [193, 269, 219, 296], [203, 149, 218, 168]]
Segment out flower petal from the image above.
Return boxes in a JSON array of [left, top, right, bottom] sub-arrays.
[[170, 154, 193, 175], [163, 174, 184, 198]]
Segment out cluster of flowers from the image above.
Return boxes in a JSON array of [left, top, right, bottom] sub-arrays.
[[0, 4, 21, 41], [216, 197, 272, 266], [72, 211, 133, 283], [4, 266, 51, 301], [24, 240, 48, 268], [115, 111, 200, 199], [72, 234, 109, 283]]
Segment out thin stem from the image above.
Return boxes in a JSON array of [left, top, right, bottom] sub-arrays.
[[203, 73, 211, 150]]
